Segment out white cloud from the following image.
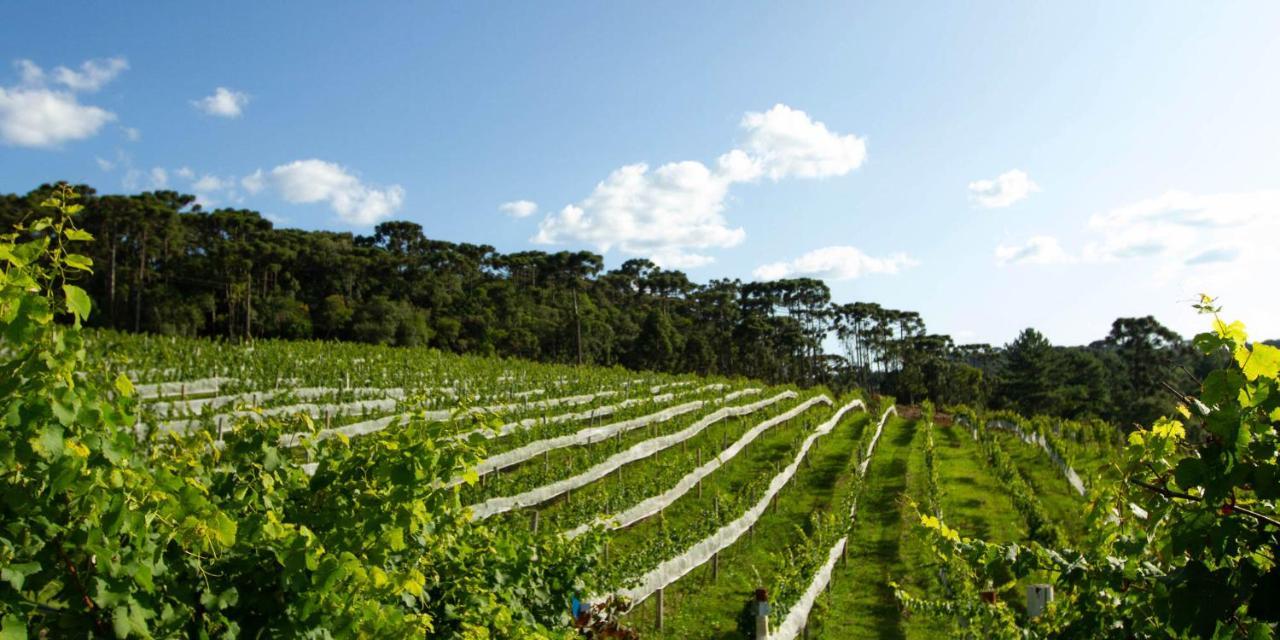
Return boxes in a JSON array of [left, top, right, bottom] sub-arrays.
[[268, 159, 405, 226], [0, 86, 116, 147], [123, 166, 169, 191], [122, 126, 140, 141], [0, 58, 124, 148], [994, 235, 1072, 266], [969, 169, 1039, 208], [16, 59, 43, 85], [95, 156, 114, 171], [175, 166, 194, 180], [52, 57, 128, 92], [241, 169, 265, 194], [534, 104, 865, 265], [499, 200, 538, 218], [533, 160, 746, 263], [739, 104, 867, 180], [192, 174, 231, 193], [753, 245, 917, 281], [1082, 190, 1277, 264], [193, 87, 250, 118]]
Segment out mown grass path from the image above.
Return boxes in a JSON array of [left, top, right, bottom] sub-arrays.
[[934, 424, 1026, 544], [991, 431, 1087, 540], [812, 417, 944, 639], [620, 411, 869, 638]]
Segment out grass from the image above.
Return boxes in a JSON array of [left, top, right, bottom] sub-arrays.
[[991, 431, 1087, 541], [617, 409, 870, 638]]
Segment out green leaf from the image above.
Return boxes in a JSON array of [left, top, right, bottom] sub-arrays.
[[1, 562, 40, 590], [1238, 343, 1280, 382], [64, 253, 93, 271], [1216, 318, 1248, 345], [1174, 458, 1206, 490], [115, 373, 135, 397], [32, 424, 65, 459], [63, 284, 91, 321], [64, 227, 94, 242], [0, 615, 26, 640], [111, 606, 130, 638]]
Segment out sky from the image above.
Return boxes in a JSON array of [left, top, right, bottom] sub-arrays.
[[2, 2, 1278, 347]]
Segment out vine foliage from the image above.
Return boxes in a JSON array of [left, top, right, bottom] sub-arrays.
[[897, 297, 1280, 638], [0, 186, 604, 638]]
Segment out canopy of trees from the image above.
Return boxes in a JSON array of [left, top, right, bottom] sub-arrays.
[[1, 183, 1239, 428]]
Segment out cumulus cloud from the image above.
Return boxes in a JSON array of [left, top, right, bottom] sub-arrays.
[[0, 58, 126, 148], [95, 156, 114, 171], [739, 104, 867, 180], [533, 104, 865, 266], [499, 200, 538, 218], [533, 159, 747, 265], [193, 87, 250, 118], [1082, 190, 1276, 265], [123, 166, 169, 191], [267, 159, 405, 226], [241, 169, 265, 195], [175, 166, 195, 180], [994, 235, 1072, 266], [753, 245, 917, 281], [52, 57, 129, 92], [191, 174, 231, 193], [969, 169, 1039, 208], [122, 126, 140, 141]]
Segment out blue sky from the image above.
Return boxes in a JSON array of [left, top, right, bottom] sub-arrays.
[[3, 2, 1278, 346]]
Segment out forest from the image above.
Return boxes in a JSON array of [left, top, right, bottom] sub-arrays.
[[1, 183, 1262, 429]]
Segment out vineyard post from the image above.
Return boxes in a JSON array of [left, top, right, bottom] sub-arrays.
[[531, 510, 539, 534], [754, 588, 770, 639], [180, 382, 186, 401], [697, 448, 703, 498], [1026, 584, 1054, 618], [712, 551, 719, 582], [655, 587, 664, 631]]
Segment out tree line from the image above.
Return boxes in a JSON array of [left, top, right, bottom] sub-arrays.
[[2, 183, 1251, 427]]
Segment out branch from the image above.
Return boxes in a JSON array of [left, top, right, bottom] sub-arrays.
[[1130, 478, 1280, 528]]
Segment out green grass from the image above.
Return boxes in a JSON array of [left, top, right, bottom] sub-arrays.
[[991, 431, 1087, 541], [806, 417, 943, 640], [618, 410, 870, 639], [933, 424, 1027, 544]]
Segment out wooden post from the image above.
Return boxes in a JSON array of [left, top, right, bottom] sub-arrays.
[[754, 588, 770, 639], [544, 450, 549, 473], [1026, 584, 1053, 618], [712, 551, 719, 582], [180, 383, 186, 401], [655, 587, 664, 631], [531, 510, 539, 534]]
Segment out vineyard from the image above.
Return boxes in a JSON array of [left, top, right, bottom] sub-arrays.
[[42, 328, 1124, 639], [3, 191, 1277, 638]]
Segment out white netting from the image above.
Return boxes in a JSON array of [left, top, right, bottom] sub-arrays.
[[143, 386, 406, 418], [468, 392, 804, 521], [134, 377, 237, 400], [567, 398, 862, 539], [771, 536, 846, 640], [146, 390, 283, 418], [151, 398, 401, 437], [293, 384, 727, 450], [988, 419, 1086, 496], [857, 406, 897, 477], [288, 389, 617, 446], [469, 387, 756, 479], [449, 384, 729, 446], [606, 397, 872, 607]]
